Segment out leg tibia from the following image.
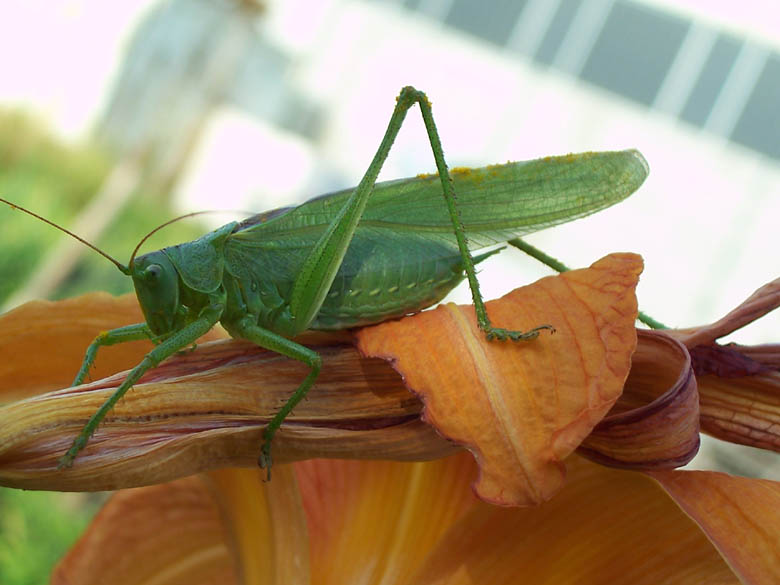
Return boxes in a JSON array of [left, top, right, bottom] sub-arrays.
[[60, 301, 223, 467], [229, 318, 322, 480], [409, 88, 554, 342], [72, 323, 152, 386]]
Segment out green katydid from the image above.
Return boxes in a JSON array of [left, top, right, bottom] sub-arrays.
[[1, 86, 648, 476]]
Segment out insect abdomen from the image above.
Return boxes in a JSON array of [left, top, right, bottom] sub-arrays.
[[311, 272, 460, 329], [311, 238, 501, 329]]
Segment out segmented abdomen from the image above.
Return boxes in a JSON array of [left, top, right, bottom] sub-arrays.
[[311, 249, 466, 329]]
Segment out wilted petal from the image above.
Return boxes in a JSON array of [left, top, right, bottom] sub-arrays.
[[0, 336, 456, 491], [736, 343, 780, 370], [51, 466, 308, 585], [579, 329, 700, 468], [650, 469, 780, 585], [688, 344, 775, 377], [696, 371, 780, 452], [357, 253, 641, 506], [666, 277, 780, 453], [673, 277, 780, 348], [405, 456, 740, 585]]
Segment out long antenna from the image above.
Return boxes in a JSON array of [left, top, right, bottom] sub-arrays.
[[129, 210, 242, 267], [0, 198, 130, 274]]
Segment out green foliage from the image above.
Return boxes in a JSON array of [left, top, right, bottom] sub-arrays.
[[0, 111, 108, 302], [0, 109, 209, 303], [0, 489, 102, 585]]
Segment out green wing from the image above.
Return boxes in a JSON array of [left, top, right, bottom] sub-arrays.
[[223, 149, 647, 314], [236, 149, 646, 244]]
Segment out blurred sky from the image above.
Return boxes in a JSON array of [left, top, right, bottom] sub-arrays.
[[0, 0, 778, 346]]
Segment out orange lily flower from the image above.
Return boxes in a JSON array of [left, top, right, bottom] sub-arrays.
[[0, 254, 778, 584]]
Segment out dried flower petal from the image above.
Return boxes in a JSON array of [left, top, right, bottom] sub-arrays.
[[733, 343, 780, 369], [689, 344, 774, 377], [0, 334, 457, 490], [665, 277, 780, 453], [579, 329, 700, 469], [696, 371, 780, 452], [673, 277, 780, 348], [357, 253, 641, 506]]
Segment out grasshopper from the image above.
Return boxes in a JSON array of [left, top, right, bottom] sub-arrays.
[[1, 87, 648, 475]]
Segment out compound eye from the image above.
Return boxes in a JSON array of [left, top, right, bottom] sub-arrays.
[[145, 264, 162, 282]]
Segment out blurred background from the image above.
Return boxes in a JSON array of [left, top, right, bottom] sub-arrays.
[[0, 1, 778, 581]]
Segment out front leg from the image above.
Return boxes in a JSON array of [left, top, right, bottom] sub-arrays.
[[59, 298, 224, 468], [72, 323, 154, 386]]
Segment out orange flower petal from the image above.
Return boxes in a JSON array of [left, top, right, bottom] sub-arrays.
[[650, 469, 780, 585], [208, 466, 310, 584], [357, 253, 641, 506], [296, 454, 478, 585], [579, 329, 700, 468], [53, 455, 764, 585], [0, 292, 227, 404], [51, 474, 238, 585], [51, 466, 308, 585], [406, 456, 739, 585], [0, 293, 151, 402]]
